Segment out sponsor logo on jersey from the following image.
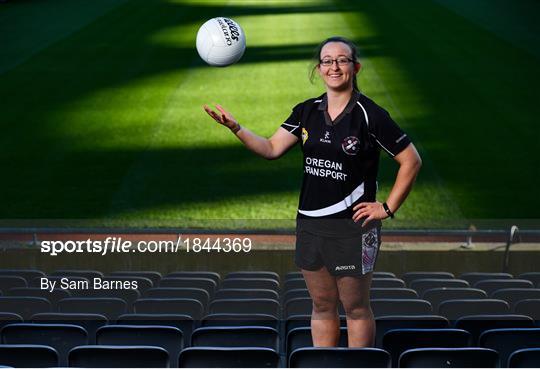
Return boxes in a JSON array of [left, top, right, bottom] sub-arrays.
[[342, 136, 360, 155], [319, 130, 331, 144], [302, 128, 308, 145], [335, 265, 356, 271]]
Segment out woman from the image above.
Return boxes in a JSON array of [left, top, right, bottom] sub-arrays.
[[203, 36, 421, 347]]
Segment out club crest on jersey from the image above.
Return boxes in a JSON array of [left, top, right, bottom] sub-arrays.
[[342, 136, 360, 155], [302, 128, 308, 145]]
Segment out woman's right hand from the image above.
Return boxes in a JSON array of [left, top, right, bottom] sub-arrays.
[[203, 104, 240, 132]]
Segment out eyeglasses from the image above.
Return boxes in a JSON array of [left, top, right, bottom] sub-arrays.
[[319, 57, 354, 67]]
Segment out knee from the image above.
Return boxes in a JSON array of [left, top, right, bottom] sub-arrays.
[[341, 298, 372, 320], [311, 293, 339, 314]]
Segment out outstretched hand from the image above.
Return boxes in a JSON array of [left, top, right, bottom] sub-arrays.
[[352, 201, 388, 227], [203, 104, 239, 131]]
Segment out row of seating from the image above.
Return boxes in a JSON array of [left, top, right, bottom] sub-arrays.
[[0, 325, 539, 367]]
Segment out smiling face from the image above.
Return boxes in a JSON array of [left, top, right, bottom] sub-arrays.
[[318, 41, 360, 92]]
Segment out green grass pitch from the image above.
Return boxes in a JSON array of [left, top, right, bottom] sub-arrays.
[[0, 0, 538, 228]]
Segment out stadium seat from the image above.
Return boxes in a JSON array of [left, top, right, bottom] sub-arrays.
[[1, 323, 88, 366], [508, 348, 540, 368], [370, 288, 418, 299], [283, 289, 310, 302], [209, 298, 280, 317], [399, 347, 499, 368], [0, 276, 27, 291], [225, 271, 280, 281], [410, 278, 469, 296], [422, 287, 487, 311], [97, 325, 183, 367], [0, 269, 46, 283], [402, 272, 454, 286], [58, 297, 127, 320], [69, 287, 140, 308], [371, 278, 406, 288], [0, 313, 23, 330], [284, 278, 307, 291], [0, 297, 51, 319], [285, 272, 303, 280], [438, 299, 510, 320], [31, 312, 108, 344], [375, 315, 449, 348], [455, 314, 535, 343], [221, 278, 279, 292], [97, 276, 153, 294], [474, 279, 534, 295], [7, 287, 71, 308], [51, 269, 104, 280], [215, 288, 279, 300], [29, 276, 88, 288], [159, 277, 217, 297], [373, 272, 396, 279], [459, 272, 513, 286], [491, 288, 540, 307], [371, 299, 432, 317], [514, 299, 540, 321], [109, 271, 162, 286], [117, 313, 194, 345], [286, 327, 348, 359], [0, 344, 59, 367], [382, 328, 471, 366], [518, 272, 540, 287], [133, 298, 204, 320], [286, 315, 347, 336], [191, 326, 279, 351], [284, 297, 313, 318], [165, 271, 220, 285], [145, 287, 210, 307], [68, 345, 169, 368], [289, 347, 391, 368], [178, 347, 279, 368], [202, 313, 279, 329], [480, 328, 540, 365]]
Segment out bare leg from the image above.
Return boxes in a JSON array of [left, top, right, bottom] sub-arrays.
[[337, 272, 375, 347], [302, 267, 340, 346]]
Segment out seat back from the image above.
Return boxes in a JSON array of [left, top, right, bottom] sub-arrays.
[[459, 272, 513, 286], [410, 279, 469, 296], [371, 278, 406, 288], [225, 271, 279, 281], [209, 298, 280, 317], [117, 313, 194, 344], [165, 272, 220, 285], [514, 299, 540, 320], [7, 287, 71, 308], [31, 312, 108, 345], [202, 313, 279, 329], [289, 347, 391, 368], [399, 347, 499, 368], [144, 287, 209, 307], [58, 297, 126, 320], [491, 288, 540, 307], [133, 298, 204, 320], [480, 328, 540, 365], [0, 276, 27, 291], [68, 345, 169, 368], [402, 272, 454, 286], [438, 299, 509, 320], [108, 271, 162, 286], [159, 277, 217, 297], [287, 327, 348, 359], [215, 288, 279, 300], [370, 288, 418, 299], [474, 279, 534, 295], [191, 326, 279, 351], [371, 299, 432, 317], [508, 348, 540, 368], [375, 315, 449, 348], [221, 278, 280, 292], [455, 314, 535, 343], [422, 288, 487, 311], [179, 347, 279, 368], [0, 344, 59, 367], [0, 297, 51, 320]]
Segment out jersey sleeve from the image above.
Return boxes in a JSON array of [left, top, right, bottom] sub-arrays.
[[280, 103, 303, 139], [369, 107, 411, 157]]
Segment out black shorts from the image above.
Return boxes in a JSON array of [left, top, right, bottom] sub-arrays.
[[295, 221, 381, 276]]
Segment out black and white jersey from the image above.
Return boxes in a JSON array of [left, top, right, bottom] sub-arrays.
[[281, 90, 411, 236]]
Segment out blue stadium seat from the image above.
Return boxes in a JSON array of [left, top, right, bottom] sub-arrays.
[[375, 315, 449, 348], [474, 279, 534, 295], [373, 272, 397, 279], [371, 299, 432, 317], [202, 313, 279, 330], [68, 345, 169, 368], [1, 323, 88, 366], [97, 276, 154, 294], [51, 269, 104, 280], [286, 315, 347, 337], [0, 297, 51, 319], [117, 313, 194, 346], [480, 328, 540, 366], [0, 270, 46, 283], [209, 298, 280, 317], [455, 314, 535, 343], [422, 287, 487, 312], [286, 327, 348, 360], [109, 271, 162, 286], [289, 347, 391, 368], [514, 299, 540, 321], [159, 277, 217, 297], [370, 288, 418, 299], [402, 272, 454, 286], [145, 287, 210, 307], [179, 347, 279, 368], [491, 288, 540, 307], [97, 325, 183, 367], [285, 272, 303, 281], [518, 273, 540, 287], [459, 272, 513, 286], [58, 297, 127, 320], [399, 347, 499, 368], [283, 289, 310, 303], [371, 278, 406, 288], [0, 313, 23, 330], [191, 326, 279, 351], [0, 344, 59, 367], [214, 288, 279, 300], [438, 299, 510, 320], [31, 312, 108, 344], [508, 348, 540, 368], [0, 276, 27, 291], [133, 298, 204, 320], [383, 328, 471, 366], [165, 271, 220, 286], [284, 298, 313, 318], [7, 287, 71, 308], [225, 271, 280, 281], [221, 278, 279, 292], [284, 278, 307, 291], [410, 279, 469, 296], [69, 287, 140, 308]]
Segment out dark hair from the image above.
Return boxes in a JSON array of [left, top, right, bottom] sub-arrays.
[[309, 36, 360, 91]]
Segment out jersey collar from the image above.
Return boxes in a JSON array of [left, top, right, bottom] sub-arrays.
[[318, 90, 361, 126]]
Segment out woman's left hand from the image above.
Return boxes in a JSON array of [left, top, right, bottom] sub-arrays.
[[352, 201, 388, 227]]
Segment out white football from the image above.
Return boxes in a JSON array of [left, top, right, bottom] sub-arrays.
[[196, 17, 246, 67]]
